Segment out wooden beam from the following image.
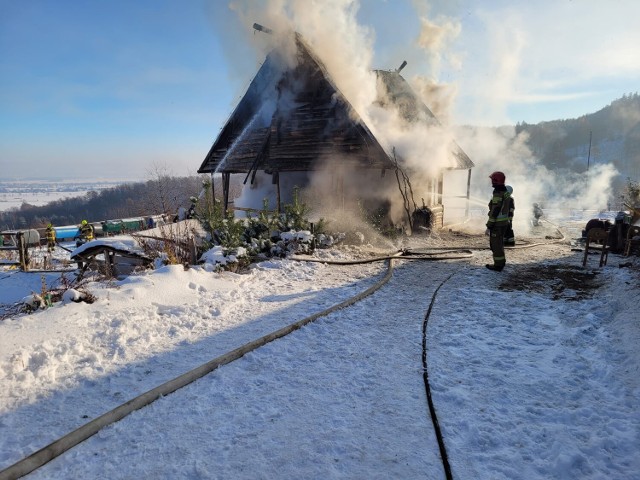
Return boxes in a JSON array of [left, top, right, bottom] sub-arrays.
[[465, 168, 472, 219], [222, 173, 230, 217], [273, 172, 281, 213]]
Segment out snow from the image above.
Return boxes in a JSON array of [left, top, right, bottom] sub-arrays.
[[0, 221, 639, 479], [70, 235, 145, 257], [281, 230, 314, 242], [200, 246, 248, 266]]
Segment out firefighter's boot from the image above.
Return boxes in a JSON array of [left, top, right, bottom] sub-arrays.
[[485, 264, 504, 272]]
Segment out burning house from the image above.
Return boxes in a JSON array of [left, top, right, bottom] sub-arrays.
[[198, 28, 473, 232]]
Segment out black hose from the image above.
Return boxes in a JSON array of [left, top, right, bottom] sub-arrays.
[[422, 272, 456, 480], [291, 250, 473, 265], [0, 260, 398, 480]]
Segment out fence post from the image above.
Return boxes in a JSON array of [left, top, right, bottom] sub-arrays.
[[189, 237, 197, 265], [17, 231, 29, 271]]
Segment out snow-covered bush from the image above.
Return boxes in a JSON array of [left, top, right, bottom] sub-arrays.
[[271, 230, 315, 256], [193, 189, 324, 269], [200, 245, 249, 273], [20, 293, 46, 312]]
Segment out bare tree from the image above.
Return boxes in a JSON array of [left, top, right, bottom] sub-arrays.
[[145, 162, 180, 216], [392, 147, 418, 234]]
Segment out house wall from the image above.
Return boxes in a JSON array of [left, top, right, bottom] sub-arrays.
[[231, 167, 457, 232], [232, 171, 311, 215], [442, 169, 472, 225]]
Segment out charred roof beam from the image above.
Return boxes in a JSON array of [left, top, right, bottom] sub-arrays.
[[253, 23, 273, 35]]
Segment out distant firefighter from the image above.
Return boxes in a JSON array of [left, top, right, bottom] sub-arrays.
[[504, 185, 516, 246], [76, 220, 95, 247], [45, 223, 56, 252], [532, 203, 544, 226]]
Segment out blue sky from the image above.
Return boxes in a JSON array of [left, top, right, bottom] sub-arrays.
[[1, 0, 639, 180]]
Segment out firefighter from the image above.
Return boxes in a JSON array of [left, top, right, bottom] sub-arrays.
[[532, 203, 544, 226], [45, 223, 56, 252], [485, 171, 511, 271], [77, 220, 94, 246], [503, 185, 516, 246]]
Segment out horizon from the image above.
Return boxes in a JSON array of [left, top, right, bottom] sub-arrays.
[[1, 1, 639, 180], [0, 94, 629, 183]]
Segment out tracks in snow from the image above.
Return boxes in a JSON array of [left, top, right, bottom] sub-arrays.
[[1, 251, 487, 479]]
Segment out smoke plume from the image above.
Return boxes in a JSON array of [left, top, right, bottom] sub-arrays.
[[210, 0, 619, 234]]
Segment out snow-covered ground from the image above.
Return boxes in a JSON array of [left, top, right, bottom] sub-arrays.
[[0, 220, 638, 479], [0, 179, 132, 212]]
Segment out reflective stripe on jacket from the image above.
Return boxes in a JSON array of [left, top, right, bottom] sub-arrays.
[[487, 188, 511, 228], [80, 224, 94, 240]]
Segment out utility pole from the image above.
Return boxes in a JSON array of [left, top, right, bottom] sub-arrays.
[[587, 131, 592, 171]]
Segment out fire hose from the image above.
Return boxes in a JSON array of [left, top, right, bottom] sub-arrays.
[[291, 249, 474, 264], [1, 244, 476, 479], [422, 272, 457, 480], [0, 257, 400, 480], [1, 229, 566, 479]]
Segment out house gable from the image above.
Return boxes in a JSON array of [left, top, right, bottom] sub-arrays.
[[198, 33, 394, 176]]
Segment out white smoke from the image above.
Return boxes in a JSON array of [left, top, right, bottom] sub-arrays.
[[455, 125, 619, 232], [211, 0, 620, 232], [416, 15, 462, 79]]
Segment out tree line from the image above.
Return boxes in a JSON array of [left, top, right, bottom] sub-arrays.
[[515, 93, 640, 175], [0, 175, 238, 230]]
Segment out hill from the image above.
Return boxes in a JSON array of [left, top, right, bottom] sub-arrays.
[[515, 93, 640, 184]]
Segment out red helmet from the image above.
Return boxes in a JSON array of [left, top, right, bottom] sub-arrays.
[[489, 171, 506, 185]]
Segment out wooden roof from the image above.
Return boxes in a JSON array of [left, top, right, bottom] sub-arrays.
[[375, 70, 474, 170], [198, 33, 393, 175], [198, 33, 473, 175]]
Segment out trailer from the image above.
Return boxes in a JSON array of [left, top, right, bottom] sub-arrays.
[[102, 218, 146, 236], [1, 229, 40, 248], [53, 225, 80, 241]]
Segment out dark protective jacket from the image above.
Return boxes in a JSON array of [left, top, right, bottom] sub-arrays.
[[504, 198, 516, 245], [487, 185, 511, 229], [508, 197, 515, 223]]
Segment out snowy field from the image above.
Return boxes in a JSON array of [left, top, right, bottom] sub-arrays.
[[0, 220, 638, 479], [0, 179, 132, 212]]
